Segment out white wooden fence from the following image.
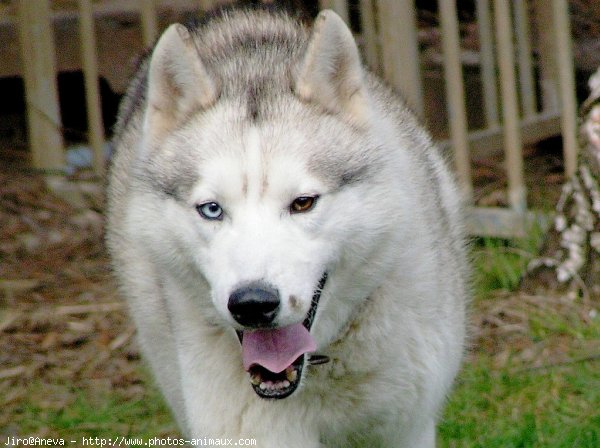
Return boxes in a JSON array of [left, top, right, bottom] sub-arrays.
[[3, 0, 579, 237]]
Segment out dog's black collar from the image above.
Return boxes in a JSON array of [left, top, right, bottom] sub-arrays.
[[303, 272, 327, 330]]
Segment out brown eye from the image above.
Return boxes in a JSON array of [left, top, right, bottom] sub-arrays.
[[290, 196, 318, 213]]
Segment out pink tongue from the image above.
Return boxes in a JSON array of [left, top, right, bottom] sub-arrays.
[[242, 323, 316, 373]]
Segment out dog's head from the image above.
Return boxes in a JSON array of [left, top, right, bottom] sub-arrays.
[[131, 9, 408, 398]]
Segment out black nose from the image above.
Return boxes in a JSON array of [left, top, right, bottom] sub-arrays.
[[228, 282, 280, 327]]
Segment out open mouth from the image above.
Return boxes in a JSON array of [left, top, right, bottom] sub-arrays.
[[238, 272, 328, 399]]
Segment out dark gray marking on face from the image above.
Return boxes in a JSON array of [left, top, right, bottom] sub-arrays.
[[339, 164, 370, 187], [260, 170, 270, 197], [242, 173, 249, 197], [133, 147, 200, 203], [307, 152, 376, 192], [247, 82, 261, 122], [289, 295, 300, 310]]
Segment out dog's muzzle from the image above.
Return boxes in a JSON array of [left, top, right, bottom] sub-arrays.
[[236, 272, 329, 399]]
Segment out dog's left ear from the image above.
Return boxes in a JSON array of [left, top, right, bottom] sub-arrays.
[[144, 23, 218, 147], [295, 10, 369, 125]]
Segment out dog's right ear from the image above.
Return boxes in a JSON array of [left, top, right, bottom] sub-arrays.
[[144, 24, 218, 146], [295, 10, 369, 126]]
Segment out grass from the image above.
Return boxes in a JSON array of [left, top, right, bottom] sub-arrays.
[[472, 224, 545, 298], [43, 391, 175, 439], [438, 231, 600, 447], [3, 232, 600, 446], [440, 355, 600, 447], [7, 374, 178, 442]]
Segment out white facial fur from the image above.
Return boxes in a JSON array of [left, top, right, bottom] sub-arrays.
[[182, 125, 336, 329], [109, 11, 468, 442], [128, 88, 421, 348]]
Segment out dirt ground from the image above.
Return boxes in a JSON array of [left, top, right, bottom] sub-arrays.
[[0, 156, 147, 434], [1, 146, 598, 437]]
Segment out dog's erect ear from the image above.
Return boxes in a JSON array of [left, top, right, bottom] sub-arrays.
[[144, 24, 218, 145], [295, 10, 369, 125]]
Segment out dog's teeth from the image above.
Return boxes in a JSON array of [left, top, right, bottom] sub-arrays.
[[286, 368, 297, 382], [273, 380, 289, 390], [257, 379, 292, 391], [250, 373, 261, 386]]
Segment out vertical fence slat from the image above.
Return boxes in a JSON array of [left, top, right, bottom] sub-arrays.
[[359, 0, 380, 74], [534, 0, 560, 113], [140, 0, 158, 48], [378, 0, 423, 117], [552, 0, 579, 178], [514, 0, 536, 118], [494, 0, 526, 212], [199, 1, 221, 11], [475, 0, 499, 128], [439, 0, 473, 201], [17, 0, 64, 172], [79, 0, 105, 176]]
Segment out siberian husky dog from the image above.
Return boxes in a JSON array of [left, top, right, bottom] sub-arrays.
[[106, 6, 468, 447]]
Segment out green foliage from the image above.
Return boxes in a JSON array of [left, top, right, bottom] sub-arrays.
[[473, 224, 545, 298], [439, 359, 600, 447], [439, 229, 600, 447], [9, 380, 178, 440]]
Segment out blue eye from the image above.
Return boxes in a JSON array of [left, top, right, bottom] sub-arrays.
[[196, 202, 223, 220]]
